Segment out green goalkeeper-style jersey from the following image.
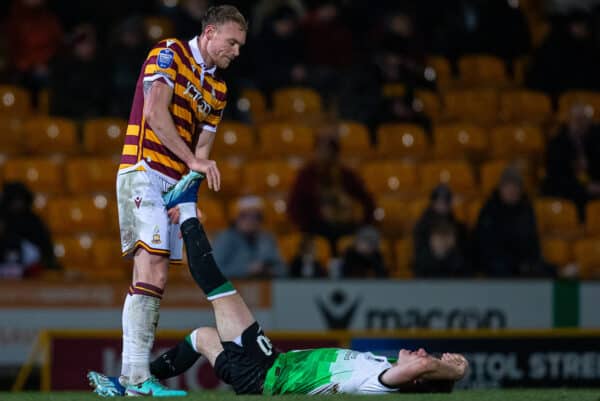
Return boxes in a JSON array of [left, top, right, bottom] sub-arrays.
[[263, 348, 398, 395]]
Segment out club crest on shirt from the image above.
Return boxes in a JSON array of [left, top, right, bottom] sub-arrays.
[[157, 48, 174, 69], [152, 225, 161, 244]]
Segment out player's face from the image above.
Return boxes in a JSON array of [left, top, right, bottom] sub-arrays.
[[207, 22, 246, 69]]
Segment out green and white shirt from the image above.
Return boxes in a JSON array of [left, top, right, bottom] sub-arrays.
[[263, 348, 397, 395]]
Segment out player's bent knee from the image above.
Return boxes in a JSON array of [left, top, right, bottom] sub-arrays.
[[193, 327, 223, 365]]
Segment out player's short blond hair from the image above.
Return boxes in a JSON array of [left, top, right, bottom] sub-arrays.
[[202, 5, 248, 32]]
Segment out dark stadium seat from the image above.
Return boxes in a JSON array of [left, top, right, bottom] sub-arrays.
[[442, 88, 499, 126], [3, 158, 64, 194], [272, 87, 322, 121], [238, 89, 268, 123], [23, 117, 78, 155], [337, 121, 373, 160], [413, 89, 441, 121], [489, 124, 544, 161], [426, 56, 453, 88], [0, 85, 31, 117], [376, 123, 428, 160], [573, 238, 600, 279], [91, 237, 131, 278], [214, 158, 242, 197], [458, 54, 509, 87], [214, 121, 255, 160], [260, 195, 293, 234], [53, 235, 94, 270], [534, 198, 581, 238], [144, 16, 175, 41], [257, 122, 314, 158], [499, 90, 552, 124], [419, 160, 477, 196], [361, 161, 418, 198], [541, 237, 572, 269], [83, 118, 127, 156], [393, 237, 414, 278], [381, 83, 406, 98], [374, 197, 425, 236], [0, 117, 25, 155], [432, 123, 488, 160], [558, 90, 600, 122], [65, 158, 118, 194], [585, 200, 600, 237]]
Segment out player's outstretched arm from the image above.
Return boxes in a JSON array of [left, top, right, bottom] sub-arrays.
[[380, 351, 467, 387]]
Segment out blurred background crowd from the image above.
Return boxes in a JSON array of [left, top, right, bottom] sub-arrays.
[[1, 0, 600, 281]]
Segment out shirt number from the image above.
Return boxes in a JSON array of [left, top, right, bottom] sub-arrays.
[[257, 334, 273, 356]]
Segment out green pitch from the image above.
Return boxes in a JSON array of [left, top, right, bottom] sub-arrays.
[[0, 390, 599, 401]]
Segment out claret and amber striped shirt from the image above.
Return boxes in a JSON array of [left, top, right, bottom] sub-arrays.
[[120, 37, 227, 180]]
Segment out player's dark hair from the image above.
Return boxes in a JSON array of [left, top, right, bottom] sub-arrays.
[[201, 5, 248, 32]]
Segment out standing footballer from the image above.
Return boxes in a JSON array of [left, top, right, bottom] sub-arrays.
[[116, 5, 246, 396]]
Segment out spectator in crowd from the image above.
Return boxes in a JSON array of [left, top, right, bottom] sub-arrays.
[[340, 226, 388, 278], [108, 16, 149, 118], [49, 23, 107, 119], [287, 127, 375, 254], [213, 196, 286, 279], [172, 0, 209, 40], [0, 182, 58, 271], [542, 103, 600, 220], [0, 215, 42, 279], [413, 184, 471, 278], [288, 235, 328, 278], [474, 167, 554, 278], [250, 0, 305, 37], [5, 0, 63, 99]]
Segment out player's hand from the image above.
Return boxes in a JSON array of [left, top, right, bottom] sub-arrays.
[[188, 158, 220, 192], [167, 207, 181, 225], [441, 353, 468, 377]]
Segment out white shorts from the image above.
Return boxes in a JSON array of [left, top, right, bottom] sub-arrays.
[[116, 160, 183, 262]]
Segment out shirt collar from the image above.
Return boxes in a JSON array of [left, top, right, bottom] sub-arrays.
[[188, 36, 217, 75]]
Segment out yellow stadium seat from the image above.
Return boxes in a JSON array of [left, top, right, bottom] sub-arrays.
[[65, 158, 118, 194], [257, 122, 314, 157], [585, 200, 600, 236], [38, 88, 50, 115], [499, 90, 552, 123], [413, 89, 441, 120], [419, 161, 476, 195], [0, 117, 24, 155], [47, 195, 112, 235], [513, 56, 529, 86], [394, 237, 414, 278], [382, 83, 406, 98], [442, 89, 499, 126], [144, 16, 175, 41], [261, 195, 293, 234], [480, 160, 510, 195], [198, 198, 228, 234], [541, 237, 572, 268], [243, 160, 298, 195], [433, 123, 488, 160], [573, 238, 600, 279], [278, 233, 331, 267], [91, 237, 130, 278], [238, 89, 268, 123], [214, 158, 242, 196], [558, 91, 600, 122], [362, 161, 418, 198], [3, 158, 64, 194], [273, 87, 322, 121], [337, 121, 372, 159], [53, 235, 94, 270], [0, 85, 31, 117], [458, 55, 509, 87], [24, 117, 77, 155], [534, 198, 581, 238], [426, 56, 453, 88], [376, 123, 428, 160], [83, 118, 127, 155], [373, 198, 423, 235], [489, 124, 544, 160], [214, 122, 255, 160]]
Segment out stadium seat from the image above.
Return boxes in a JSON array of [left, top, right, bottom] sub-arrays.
[[419, 160, 477, 196], [238, 89, 268, 123], [394, 237, 414, 278], [38, 88, 50, 115], [214, 121, 255, 160], [65, 158, 118, 194], [198, 198, 229, 234], [260, 195, 293, 234], [480, 160, 510, 195], [0, 117, 24, 155], [0, 85, 31, 117], [458, 55, 509, 87], [214, 158, 242, 196], [558, 91, 600, 122], [337, 121, 372, 160], [144, 16, 175, 41], [464, 197, 483, 228], [426, 56, 453, 88], [53, 235, 94, 270], [432, 123, 488, 160], [534, 198, 581, 238], [257, 122, 314, 157], [91, 237, 130, 279], [374, 198, 422, 235], [376, 123, 428, 160], [541, 237, 572, 268], [3, 158, 64, 194], [413, 89, 441, 121], [242, 160, 298, 195], [272, 87, 322, 121], [361, 161, 418, 198], [47, 195, 112, 235], [442, 89, 499, 126], [381, 83, 406, 98], [585, 200, 600, 236], [278, 233, 331, 267], [574, 238, 600, 279], [512, 56, 529, 86], [499, 90, 552, 123], [489, 124, 544, 161], [83, 118, 127, 155], [23, 117, 78, 155]]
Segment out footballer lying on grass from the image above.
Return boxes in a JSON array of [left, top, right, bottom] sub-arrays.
[[88, 172, 468, 397]]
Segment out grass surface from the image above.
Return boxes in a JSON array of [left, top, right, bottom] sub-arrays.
[[0, 389, 599, 401]]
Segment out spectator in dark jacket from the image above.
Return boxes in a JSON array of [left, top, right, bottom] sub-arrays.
[[413, 184, 471, 278], [542, 103, 600, 220], [288, 128, 375, 254], [341, 226, 388, 278], [475, 167, 554, 278], [288, 235, 328, 278]]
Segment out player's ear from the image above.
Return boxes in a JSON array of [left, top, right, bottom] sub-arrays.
[[205, 24, 217, 40]]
